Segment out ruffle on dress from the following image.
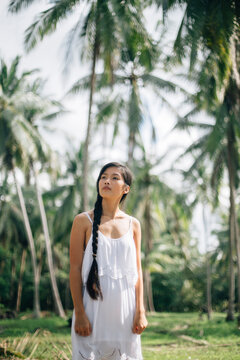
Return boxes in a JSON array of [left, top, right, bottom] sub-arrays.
[[82, 231, 138, 288]]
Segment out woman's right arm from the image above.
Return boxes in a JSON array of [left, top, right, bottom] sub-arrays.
[[69, 214, 92, 336]]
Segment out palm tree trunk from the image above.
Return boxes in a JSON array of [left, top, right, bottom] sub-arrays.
[[143, 269, 148, 310], [82, 29, 98, 211], [226, 132, 236, 321], [127, 130, 135, 167], [127, 78, 138, 166], [235, 210, 240, 325], [33, 165, 66, 319], [146, 269, 155, 312], [13, 168, 41, 318], [206, 255, 212, 320], [230, 34, 240, 89], [230, 34, 240, 325], [202, 204, 212, 320], [143, 192, 155, 312], [16, 248, 27, 312], [10, 249, 16, 307]]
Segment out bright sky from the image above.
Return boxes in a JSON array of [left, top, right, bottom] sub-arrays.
[[0, 0, 222, 253]]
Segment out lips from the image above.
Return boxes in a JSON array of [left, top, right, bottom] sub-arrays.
[[102, 186, 111, 190]]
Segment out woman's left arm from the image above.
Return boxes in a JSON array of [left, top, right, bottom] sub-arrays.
[[132, 218, 148, 335]]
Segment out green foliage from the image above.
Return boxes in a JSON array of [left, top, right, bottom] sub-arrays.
[[1, 313, 240, 359], [3, 0, 240, 320], [0, 246, 11, 304]]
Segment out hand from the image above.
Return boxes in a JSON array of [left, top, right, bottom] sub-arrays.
[[132, 310, 148, 335], [74, 312, 92, 336]]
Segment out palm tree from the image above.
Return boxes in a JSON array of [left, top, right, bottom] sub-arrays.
[[21, 77, 66, 319], [8, 0, 155, 210], [0, 56, 66, 318], [178, 165, 214, 319], [41, 145, 101, 310], [0, 56, 41, 317], [174, 84, 240, 321], [0, 176, 28, 312], [45, 144, 85, 246], [126, 152, 193, 311], [156, 0, 240, 321], [155, 0, 239, 81], [68, 51, 186, 166]]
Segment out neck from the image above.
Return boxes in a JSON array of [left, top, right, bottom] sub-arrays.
[[101, 198, 122, 219]]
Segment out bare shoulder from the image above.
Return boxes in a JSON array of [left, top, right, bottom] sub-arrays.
[[72, 210, 93, 230], [131, 216, 141, 234]]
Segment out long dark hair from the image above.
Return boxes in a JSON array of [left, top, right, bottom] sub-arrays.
[[86, 162, 133, 300]]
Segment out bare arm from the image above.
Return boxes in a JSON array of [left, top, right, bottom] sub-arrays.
[[132, 218, 148, 334], [69, 214, 92, 336]]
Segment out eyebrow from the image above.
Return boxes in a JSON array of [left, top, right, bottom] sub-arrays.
[[102, 172, 121, 176]]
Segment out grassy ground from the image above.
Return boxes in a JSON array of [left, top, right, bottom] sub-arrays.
[[0, 311, 239, 359]]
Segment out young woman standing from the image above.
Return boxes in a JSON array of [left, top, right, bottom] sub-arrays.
[[70, 162, 148, 360]]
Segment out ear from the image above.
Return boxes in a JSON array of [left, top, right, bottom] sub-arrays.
[[124, 185, 130, 194]]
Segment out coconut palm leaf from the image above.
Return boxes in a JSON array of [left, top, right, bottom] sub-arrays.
[[8, 0, 38, 12]]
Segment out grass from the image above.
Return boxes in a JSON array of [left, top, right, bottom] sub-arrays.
[[142, 312, 240, 360], [0, 311, 239, 359]]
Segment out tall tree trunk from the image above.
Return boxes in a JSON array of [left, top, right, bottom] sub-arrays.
[[235, 209, 240, 325], [202, 204, 212, 320], [33, 165, 66, 319], [226, 132, 236, 321], [127, 130, 135, 167], [143, 269, 155, 312], [13, 168, 41, 318], [143, 191, 155, 312], [230, 34, 240, 325], [230, 34, 240, 89], [16, 248, 27, 312], [82, 30, 98, 211], [127, 78, 138, 166], [10, 249, 16, 307], [65, 280, 71, 310]]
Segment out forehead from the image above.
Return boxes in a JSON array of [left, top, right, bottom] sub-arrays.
[[101, 167, 122, 176]]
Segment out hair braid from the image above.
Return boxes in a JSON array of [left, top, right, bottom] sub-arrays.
[[86, 162, 133, 301], [86, 194, 103, 300]]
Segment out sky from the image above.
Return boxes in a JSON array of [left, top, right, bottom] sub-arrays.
[[0, 0, 222, 253]]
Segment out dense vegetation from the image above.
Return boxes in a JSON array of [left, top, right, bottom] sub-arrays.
[[0, 0, 240, 329]]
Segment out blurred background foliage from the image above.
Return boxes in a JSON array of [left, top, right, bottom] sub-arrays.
[[0, 0, 240, 323]]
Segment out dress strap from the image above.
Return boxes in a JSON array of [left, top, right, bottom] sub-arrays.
[[84, 212, 93, 224]]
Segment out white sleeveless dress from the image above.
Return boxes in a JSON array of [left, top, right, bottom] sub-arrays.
[[71, 213, 143, 360]]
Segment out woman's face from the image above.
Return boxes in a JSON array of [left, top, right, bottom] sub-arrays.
[[98, 167, 129, 200]]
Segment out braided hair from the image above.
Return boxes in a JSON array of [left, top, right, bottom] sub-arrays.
[[86, 162, 133, 300]]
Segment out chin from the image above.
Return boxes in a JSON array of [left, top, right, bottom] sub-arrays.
[[100, 192, 111, 198]]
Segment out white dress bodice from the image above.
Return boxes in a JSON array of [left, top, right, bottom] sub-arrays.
[[82, 214, 138, 287]]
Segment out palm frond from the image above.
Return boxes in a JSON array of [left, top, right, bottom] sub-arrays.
[[210, 148, 225, 205], [24, 0, 80, 51], [173, 6, 187, 63], [63, 12, 84, 70], [174, 111, 213, 132], [175, 133, 210, 162], [66, 73, 112, 96], [8, 0, 37, 13], [41, 109, 69, 121]]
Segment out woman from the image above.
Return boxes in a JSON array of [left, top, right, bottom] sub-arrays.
[[70, 162, 148, 360]]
